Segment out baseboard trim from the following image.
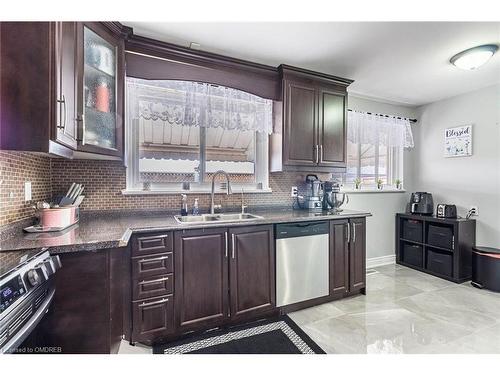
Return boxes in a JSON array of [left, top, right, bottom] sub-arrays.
[[366, 254, 396, 269]]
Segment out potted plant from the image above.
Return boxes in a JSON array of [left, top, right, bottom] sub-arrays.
[[376, 178, 384, 190], [395, 179, 403, 190], [354, 178, 362, 190]]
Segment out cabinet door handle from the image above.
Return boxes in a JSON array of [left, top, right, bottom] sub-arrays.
[[225, 232, 228, 258], [315, 145, 319, 164], [319, 144, 323, 163], [138, 255, 169, 263], [138, 276, 169, 285], [231, 233, 235, 259], [352, 223, 356, 243], [57, 95, 66, 130], [346, 222, 351, 243], [139, 298, 168, 307]]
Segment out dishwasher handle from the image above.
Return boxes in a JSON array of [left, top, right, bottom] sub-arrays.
[[276, 221, 329, 239]]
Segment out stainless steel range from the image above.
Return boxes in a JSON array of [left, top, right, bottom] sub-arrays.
[[0, 249, 61, 353]]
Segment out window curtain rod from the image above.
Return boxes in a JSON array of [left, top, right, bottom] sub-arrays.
[[347, 109, 417, 123]]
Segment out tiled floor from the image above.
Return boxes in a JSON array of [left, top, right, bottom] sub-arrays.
[[289, 264, 500, 354], [119, 264, 500, 354]]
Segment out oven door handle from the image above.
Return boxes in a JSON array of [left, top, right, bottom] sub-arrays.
[[1, 288, 55, 354]]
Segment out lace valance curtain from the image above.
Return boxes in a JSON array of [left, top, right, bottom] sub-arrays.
[[347, 110, 414, 148], [128, 79, 273, 134]]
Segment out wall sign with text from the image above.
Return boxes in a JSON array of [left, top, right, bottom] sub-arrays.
[[444, 125, 472, 158]]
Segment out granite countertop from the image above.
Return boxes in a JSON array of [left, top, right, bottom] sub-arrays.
[[0, 208, 371, 254]]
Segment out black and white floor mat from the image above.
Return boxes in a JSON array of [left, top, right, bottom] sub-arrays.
[[153, 316, 325, 354]]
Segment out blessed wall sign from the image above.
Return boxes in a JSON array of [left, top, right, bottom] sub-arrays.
[[444, 125, 473, 158]]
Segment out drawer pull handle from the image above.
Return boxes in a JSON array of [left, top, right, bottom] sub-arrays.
[[139, 234, 170, 241], [138, 255, 169, 263], [138, 277, 169, 285], [139, 298, 168, 307]]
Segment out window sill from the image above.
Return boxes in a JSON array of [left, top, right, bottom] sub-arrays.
[[121, 187, 273, 196], [341, 188, 406, 194]]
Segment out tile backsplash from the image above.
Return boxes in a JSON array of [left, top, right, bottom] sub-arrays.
[[1, 151, 331, 226], [0, 152, 52, 226]]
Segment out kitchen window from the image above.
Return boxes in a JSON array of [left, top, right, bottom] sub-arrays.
[[344, 110, 413, 190], [345, 141, 403, 187], [125, 78, 273, 193]]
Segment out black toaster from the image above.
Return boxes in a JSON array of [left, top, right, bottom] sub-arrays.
[[436, 204, 457, 218]]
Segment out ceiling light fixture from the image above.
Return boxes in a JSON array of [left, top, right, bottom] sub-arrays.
[[450, 44, 498, 70]]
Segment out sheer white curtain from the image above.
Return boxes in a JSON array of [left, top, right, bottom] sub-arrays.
[[347, 110, 414, 148], [128, 78, 273, 134]]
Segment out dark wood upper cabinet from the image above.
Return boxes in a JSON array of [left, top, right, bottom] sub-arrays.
[[318, 88, 347, 167], [75, 22, 124, 158], [0, 22, 124, 159], [283, 81, 317, 167], [55, 22, 78, 150], [271, 65, 352, 173], [174, 228, 229, 332], [0, 22, 72, 157], [229, 225, 275, 320]]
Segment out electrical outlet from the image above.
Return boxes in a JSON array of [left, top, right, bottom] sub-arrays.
[[24, 181, 32, 201], [291, 186, 298, 197], [470, 206, 478, 216]]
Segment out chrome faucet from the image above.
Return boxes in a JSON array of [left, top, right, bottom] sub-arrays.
[[210, 170, 232, 214], [241, 188, 248, 214]]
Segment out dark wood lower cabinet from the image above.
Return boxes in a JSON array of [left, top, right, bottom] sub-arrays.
[[129, 225, 277, 344], [126, 220, 365, 345], [174, 228, 229, 333], [229, 225, 275, 320], [132, 296, 174, 342], [349, 218, 366, 292], [328, 218, 366, 299], [330, 219, 349, 296], [32, 248, 125, 354]]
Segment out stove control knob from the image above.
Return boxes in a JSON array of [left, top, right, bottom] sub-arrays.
[[27, 269, 42, 287]]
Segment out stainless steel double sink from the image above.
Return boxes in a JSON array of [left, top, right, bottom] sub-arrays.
[[174, 213, 264, 225]]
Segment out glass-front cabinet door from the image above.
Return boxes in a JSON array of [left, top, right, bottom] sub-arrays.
[[77, 22, 124, 157]]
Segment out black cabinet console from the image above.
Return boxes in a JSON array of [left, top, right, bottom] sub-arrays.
[[396, 213, 476, 283]]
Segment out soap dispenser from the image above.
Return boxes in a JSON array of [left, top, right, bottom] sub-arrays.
[[180, 194, 188, 216], [192, 198, 200, 215]]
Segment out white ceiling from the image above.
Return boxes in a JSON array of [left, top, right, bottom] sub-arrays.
[[124, 22, 500, 107]]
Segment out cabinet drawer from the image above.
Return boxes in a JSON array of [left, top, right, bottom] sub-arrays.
[[132, 295, 174, 342], [132, 232, 173, 257], [132, 253, 173, 279], [133, 274, 173, 301]]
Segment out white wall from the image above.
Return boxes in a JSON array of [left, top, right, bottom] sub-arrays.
[[344, 95, 418, 261], [413, 84, 500, 247]]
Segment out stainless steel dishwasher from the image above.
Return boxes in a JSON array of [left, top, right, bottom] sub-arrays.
[[276, 221, 329, 307]]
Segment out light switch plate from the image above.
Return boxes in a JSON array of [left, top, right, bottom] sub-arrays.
[[24, 181, 32, 201], [291, 186, 298, 197]]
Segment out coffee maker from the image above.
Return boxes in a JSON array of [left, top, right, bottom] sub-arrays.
[[407, 192, 434, 215], [322, 180, 349, 212]]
